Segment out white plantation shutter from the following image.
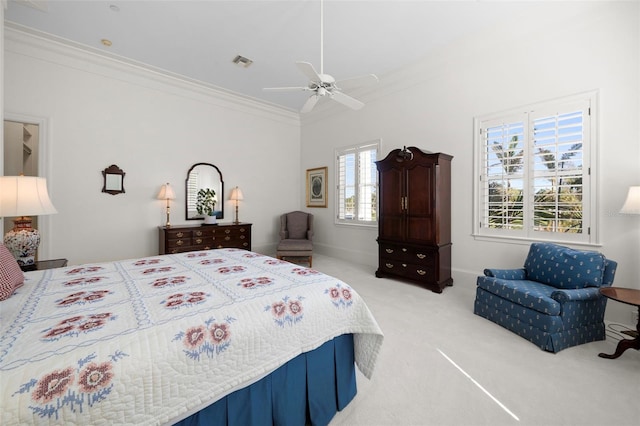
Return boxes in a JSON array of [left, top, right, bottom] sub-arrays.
[[530, 102, 589, 236], [187, 171, 199, 215], [474, 92, 596, 244], [479, 114, 526, 234], [336, 141, 379, 225]]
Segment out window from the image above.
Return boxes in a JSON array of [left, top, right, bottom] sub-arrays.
[[473, 92, 597, 244], [336, 141, 379, 226]]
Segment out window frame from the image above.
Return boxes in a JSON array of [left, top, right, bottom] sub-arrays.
[[473, 91, 599, 245], [335, 140, 380, 227]]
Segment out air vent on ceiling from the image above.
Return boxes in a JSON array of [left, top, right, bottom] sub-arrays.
[[232, 55, 253, 68]]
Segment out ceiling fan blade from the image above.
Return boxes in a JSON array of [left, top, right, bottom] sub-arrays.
[[296, 61, 322, 82], [335, 74, 379, 91], [300, 94, 320, 113], [330, 91, 364, 110], [263, 86, 309, 92]]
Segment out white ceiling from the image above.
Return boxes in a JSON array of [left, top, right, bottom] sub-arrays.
[[6, 0, 562, 112]]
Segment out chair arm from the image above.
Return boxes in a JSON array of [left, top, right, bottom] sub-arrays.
[[483, 268, 526, 280], [307, 230, 314, 241], [550, 287, 602, 303]]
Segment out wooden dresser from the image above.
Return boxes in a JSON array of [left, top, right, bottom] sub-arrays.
[[375, 147, 452, 293], [159, 223, 252, 254]]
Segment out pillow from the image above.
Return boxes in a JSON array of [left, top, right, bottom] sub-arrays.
[[524, 242, 606, 289], [0, 244, 25, 301]]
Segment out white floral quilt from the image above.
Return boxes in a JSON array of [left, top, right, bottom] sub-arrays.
[[0, 249, 383, 425]]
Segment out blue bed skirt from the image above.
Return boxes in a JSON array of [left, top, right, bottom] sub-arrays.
[[174, 333, 357, 426]]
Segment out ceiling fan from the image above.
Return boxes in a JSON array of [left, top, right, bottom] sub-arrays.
[[264, 0, 378, 113]]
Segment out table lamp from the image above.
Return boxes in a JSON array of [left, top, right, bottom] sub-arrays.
[[0, 176, 58, 266], [620, 186, 640, 215], [229, 186, 244, 224], [157, 183, 176, 228]]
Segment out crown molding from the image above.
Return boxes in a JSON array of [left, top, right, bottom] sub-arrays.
[[5, 23, 300, 126]]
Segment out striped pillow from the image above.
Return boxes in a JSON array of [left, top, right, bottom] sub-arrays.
[[0, 244, 24, 301]]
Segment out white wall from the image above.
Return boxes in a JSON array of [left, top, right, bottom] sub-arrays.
[[300, 2, 640, 324], [4, 29, 301, 264]]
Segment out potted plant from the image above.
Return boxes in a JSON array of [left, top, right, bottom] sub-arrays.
[[196, 188, 218, 224]]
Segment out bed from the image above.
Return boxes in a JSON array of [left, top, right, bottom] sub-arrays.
[[0, 248, 383, 425]]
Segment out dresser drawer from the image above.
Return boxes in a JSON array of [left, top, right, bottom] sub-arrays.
[[165, 229, 192, 240], [160, 223, 252, 254], [166, 237, 192, 249]]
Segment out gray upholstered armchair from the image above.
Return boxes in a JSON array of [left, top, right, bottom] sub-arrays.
[[276, 211, 314, 267]]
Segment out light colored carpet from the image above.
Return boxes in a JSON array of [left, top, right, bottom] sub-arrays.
[[307, 254, 640, 426]]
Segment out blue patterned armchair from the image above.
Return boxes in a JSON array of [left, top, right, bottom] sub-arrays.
[[474, 242, 617, 353]]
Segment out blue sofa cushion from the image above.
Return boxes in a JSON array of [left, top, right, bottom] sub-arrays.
[[523, 243, 606, 289], [476, 276, 561, 316]]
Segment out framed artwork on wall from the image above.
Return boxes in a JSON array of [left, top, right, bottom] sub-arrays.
[[306, 167, 327, 208]]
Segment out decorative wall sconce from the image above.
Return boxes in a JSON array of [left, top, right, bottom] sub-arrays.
[[157, 183, 176, 228], [102, 164, 125, 195]]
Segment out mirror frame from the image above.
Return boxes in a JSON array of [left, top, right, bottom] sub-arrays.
[[102, 164, 125, 195], [186, 162, 224, 221]]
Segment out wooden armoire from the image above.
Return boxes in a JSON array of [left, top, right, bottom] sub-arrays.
[[375, 146, 453, 293]]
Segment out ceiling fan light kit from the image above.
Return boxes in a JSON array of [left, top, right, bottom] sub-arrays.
[[263, 0, 378, 113]]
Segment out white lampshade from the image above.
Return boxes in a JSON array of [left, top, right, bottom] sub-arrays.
[[157, 183, 176, 200], [0, 176, 57, 266], [0, 176, 57, 217], [229, 186, 244, 202], [620, 186, 640, 215]]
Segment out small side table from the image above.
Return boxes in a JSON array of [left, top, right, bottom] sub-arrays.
[[20, 258, 68, 272], [598, 287, 640, 359]]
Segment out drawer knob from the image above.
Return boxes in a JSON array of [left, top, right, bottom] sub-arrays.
[[385, 263, 394, 269], [402, 248, 407, 252], [176, 240, 184, 246], [195, 238, 203, 244], [225, 230, 231, 234], [243, 242, 248, 247], [225, 236, 231, 241], [402, 263, 407, 267], [240, 228, 245, 232], [176, 232, 184, 238], [195, 231, 203, 236], [416, 253, 426, 259], [417, 269, 426, 275], [240, 235, 245, 239], [385, 248, 394, 253]]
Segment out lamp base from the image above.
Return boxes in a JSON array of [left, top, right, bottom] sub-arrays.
[[3, 217, 40, 266]]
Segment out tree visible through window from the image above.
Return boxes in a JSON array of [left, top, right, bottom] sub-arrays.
[[474, 92, 597, 244], [336, 141, 379, 225]]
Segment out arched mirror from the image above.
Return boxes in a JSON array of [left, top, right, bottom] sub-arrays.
[[186, 163, 224, 220]]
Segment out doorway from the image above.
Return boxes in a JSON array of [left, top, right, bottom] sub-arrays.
[[2, 114, 52, 259]]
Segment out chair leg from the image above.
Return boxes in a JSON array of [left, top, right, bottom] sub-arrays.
[[309, 256, 312, 268]]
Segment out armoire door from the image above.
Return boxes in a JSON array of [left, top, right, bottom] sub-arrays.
[[378, 166, 405, 240], [405, 161, 435, 243]]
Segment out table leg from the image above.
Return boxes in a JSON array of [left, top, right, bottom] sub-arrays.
[[599, 306, 640, 359]]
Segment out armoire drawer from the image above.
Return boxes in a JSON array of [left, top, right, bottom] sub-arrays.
[[378, 259, 437, 282], [379, 242, 436, 266]]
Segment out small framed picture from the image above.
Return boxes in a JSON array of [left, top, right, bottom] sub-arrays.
[[306, 167, 327, 208]]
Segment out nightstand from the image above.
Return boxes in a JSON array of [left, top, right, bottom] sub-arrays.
[[20, 258, 68, 272]]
